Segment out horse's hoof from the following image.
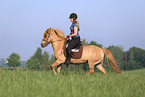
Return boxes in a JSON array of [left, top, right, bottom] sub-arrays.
[[50, 66, 53, 70]]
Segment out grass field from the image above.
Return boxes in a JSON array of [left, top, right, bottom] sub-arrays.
[[0, 68, 145, 97]]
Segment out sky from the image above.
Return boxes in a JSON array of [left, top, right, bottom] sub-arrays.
[[0, 0, 145, 61]]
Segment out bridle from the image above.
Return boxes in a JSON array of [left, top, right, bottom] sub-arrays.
[[42, 33, 50, 44], [42, 33, 67, 44]]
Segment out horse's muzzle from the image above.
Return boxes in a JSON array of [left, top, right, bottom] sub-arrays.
[[41, 43, 46, 48]]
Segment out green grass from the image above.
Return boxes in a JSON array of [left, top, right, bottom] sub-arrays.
[[0, 69, 145, 97]]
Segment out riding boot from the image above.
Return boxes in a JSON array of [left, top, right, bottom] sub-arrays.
[[65, 56, 71, 67], [65, 48, 72, 67]]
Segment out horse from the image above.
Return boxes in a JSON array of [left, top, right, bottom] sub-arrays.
[[41, 28, 121, 75]]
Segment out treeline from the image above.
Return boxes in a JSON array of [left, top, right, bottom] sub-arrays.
[[0, 39, 145, 71], [26, 48, 55, 70]]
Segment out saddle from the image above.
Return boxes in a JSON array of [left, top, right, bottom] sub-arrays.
[[64, 41, 83, 59]]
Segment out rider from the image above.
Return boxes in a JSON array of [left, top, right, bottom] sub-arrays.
[[65, 13, 81, 67]]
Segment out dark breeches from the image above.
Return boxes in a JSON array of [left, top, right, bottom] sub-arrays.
[[66, 37, 80, 58]]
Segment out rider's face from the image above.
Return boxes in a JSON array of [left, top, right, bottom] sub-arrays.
[[70, 18, 73, 22]]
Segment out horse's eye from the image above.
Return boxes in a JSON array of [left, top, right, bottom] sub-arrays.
[[44, 35, 47, 38]]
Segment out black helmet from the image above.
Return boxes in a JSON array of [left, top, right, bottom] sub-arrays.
[[69, 13, 77, 20]]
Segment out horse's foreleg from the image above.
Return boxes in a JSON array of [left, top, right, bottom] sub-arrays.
[[51, 60, 62, 75], [57, 66, 62, 74], [51, 65, 57, 75]]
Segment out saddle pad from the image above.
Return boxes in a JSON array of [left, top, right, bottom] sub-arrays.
[[64, 44, 83, 59], [71, 49, 79, 52]]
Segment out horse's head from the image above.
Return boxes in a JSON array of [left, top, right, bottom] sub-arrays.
[[41, 28, 66, 48], [41, 28, 52, 48]]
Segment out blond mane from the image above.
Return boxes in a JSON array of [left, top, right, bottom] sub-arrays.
[[54, 28, 65, 38]]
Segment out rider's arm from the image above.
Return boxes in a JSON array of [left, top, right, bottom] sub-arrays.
[[69, 27, 77, 37]]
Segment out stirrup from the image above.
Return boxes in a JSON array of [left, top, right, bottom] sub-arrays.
[[65, 59, 70, 67]]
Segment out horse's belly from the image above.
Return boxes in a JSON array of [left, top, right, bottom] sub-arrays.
[[71, 58, 87, 64]]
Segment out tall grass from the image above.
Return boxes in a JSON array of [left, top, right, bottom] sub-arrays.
[[0, 69, 144, 97]]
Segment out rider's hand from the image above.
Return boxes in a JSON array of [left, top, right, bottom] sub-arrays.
[[66, 35, 70, 39]]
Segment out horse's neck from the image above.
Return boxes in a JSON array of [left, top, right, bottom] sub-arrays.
[[51, 40, 64, 56]]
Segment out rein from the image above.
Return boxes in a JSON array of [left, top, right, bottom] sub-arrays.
[[50, 38, 67, 43], [42, 33, 67, 44]]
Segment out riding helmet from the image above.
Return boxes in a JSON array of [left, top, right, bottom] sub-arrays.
[[69, 13, 77, 20]]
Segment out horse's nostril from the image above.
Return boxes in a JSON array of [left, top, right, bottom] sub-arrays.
[[41, 43, 46, 48], [41, 43, 44, 47]]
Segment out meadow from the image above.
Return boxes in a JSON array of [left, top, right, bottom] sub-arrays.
[[0, 68, 144, 97]]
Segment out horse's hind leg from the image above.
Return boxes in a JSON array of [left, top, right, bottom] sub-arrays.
[[87, 58, 103, 76], [86, 62, 95, 76], [96, 60, 106, 75]]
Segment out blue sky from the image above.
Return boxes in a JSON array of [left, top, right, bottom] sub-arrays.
[[0, 0, 145, 61]]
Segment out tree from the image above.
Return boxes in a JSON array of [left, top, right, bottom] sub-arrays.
[[26, 58, 40, 70], [107, 46, 145, 70], [32, 47, 43, 64], [7, 53, 21, 67], [81, 39, 89, 45], [0, 58, 8, 67], [130, 47, 145, 67], [49, 54, 56, 65], [19, 61, 26, 68], [26, 47, 43, 70], [107, 45, 125, 70], [41, 51, 50, 70], [26, 47, 52, 70], [126, 47, 145, 70], [89, 41, 103, 48]]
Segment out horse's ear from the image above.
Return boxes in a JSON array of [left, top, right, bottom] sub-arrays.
[[50, 28, 55, 35], [47, 28, 51, 31], [46, 28, 52, 33]]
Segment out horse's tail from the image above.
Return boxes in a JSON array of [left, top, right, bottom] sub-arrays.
[[103, 49, 121, 74]]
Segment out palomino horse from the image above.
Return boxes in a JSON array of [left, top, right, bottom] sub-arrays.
[[41, 28, 121, 75]]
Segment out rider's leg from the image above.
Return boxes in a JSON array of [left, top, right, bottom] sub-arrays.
[[66, 47, 72, 67], [65, 37, 80, 66]]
